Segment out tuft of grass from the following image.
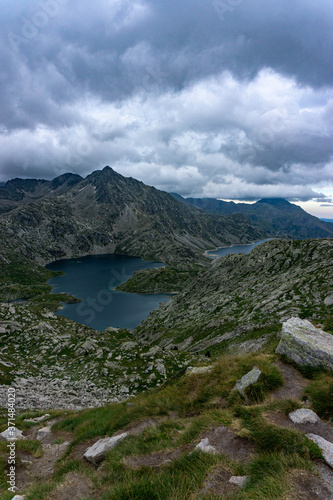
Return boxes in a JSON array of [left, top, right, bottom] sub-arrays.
[[236, 407, 322, 460], [323, 315, 333, 333], [16, 439, 44, 458], [25, 482, 56, 500], [244, 363, 284, 403], [304, 375, 333, 419], [0, 439, 43, 459], [242, 451, 314, 500], [101, 451, 221, 500]]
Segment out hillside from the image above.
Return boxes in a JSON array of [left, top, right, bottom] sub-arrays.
[[171, 195, 333, 240], [136, 239, 333, 353], [1, 346, 333, 499]]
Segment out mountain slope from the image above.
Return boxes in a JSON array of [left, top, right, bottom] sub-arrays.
[[0, 173, 83, 214], [171, 195, 333, 239], [0, 167, 265, 271], [135, 239, 333, 353]]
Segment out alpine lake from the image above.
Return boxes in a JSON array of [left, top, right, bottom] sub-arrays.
[[47, 239, 271, 331]]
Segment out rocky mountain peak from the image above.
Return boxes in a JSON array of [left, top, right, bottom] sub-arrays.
[[49, 173, 83, 190], [256, 198, 296, 209]]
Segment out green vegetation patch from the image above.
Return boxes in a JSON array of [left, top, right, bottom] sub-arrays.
[[116, 265, 203, 294], [304, 374, 333, 419]]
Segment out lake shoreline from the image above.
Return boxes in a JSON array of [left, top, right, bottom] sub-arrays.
[[46, 254, 171, 331], [203, 238, 273, 262]]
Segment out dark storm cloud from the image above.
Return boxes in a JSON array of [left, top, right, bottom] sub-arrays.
[[0, 0, 332, 202]]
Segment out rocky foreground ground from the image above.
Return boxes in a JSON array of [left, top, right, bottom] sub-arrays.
[[0, 343, 332, 499], [0, 302, 193, 410]]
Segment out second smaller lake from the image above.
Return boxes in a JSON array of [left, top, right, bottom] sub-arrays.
[[206, 239, 272, 260]]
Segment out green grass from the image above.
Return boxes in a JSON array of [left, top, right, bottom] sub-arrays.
[[0, 439, 43, 458], [243, 363, 284, 403], [25, 483, 57, 500], [241, 451, 314, 499], [304, 375, 333, 419], [116, 265, 202, 294], [53, 354, 282, 449], [235, 406, 322, 459], [0, 352, 328, 499], [0, 252, 79, 309], [323, 315, 333, 333], [101, 451, 223, 500]]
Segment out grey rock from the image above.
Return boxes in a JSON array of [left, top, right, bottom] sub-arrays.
[[306, 434, 333, 468], [194, 438, 217, 454], [186, 366, 212, 376], [229, 476, 248, 488], [12, 496, 26, 500], [120, 341, 138, 350], [84, 432, 128, 464], [0, 427, 25, 441], [24, 414, 50, 423], [177, 336, 194, 350], [155, 361, 166, 377], [69, 397, 81, 405], [324, 295, 333, 306], [289, 409, 320, 424], [276, 317, 333, 370], [234, 366, 261, 395], [37, 427, 52, 441], [119, 385, 130, 394], [141, 346, 161, 357]]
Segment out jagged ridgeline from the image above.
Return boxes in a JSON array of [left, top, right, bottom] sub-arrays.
[[0, 166, 265, 272], [171, 194, 333, 239], [135, 239, 333, 354]]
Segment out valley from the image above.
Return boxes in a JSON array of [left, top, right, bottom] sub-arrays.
[[0, 168, 332, 499]]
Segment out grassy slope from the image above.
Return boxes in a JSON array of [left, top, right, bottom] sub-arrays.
[[135, 239, 333, 353], [1, 349, 332, 499]]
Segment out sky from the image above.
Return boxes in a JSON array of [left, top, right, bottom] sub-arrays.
[[0, 0, 333, 217]]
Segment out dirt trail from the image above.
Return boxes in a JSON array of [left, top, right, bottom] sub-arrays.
[[271, 361, 309, 400]]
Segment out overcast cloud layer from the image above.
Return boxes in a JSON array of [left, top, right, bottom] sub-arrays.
[[0, 0, 333, 206]]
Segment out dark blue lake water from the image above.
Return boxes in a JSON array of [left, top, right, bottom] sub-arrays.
[[206, 239, 272, 260], [46, 255, 170, 331]]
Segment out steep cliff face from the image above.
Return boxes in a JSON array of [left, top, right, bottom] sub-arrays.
[[172, 195, 333, 239], [0, 167, 265, 267], [135, 239, 333, 353]]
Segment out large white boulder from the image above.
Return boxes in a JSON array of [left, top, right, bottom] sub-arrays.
[[276, 318, 333, 370], [306, 434, 333, 468], [289, 409, 320, 424], [0, 427, 25, 441], [84, 433, 128, 465]]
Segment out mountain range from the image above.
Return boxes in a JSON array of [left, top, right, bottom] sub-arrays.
[[0, 167, 265, 281], [1, 168, 333, 499], [171, 194, 333, 240]]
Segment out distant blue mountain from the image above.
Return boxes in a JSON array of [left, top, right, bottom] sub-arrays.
[[170, 195, 333, 239]]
